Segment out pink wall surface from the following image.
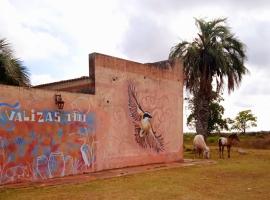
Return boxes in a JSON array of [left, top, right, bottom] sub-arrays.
[[92, 54, 184, 171], [0, 53, 183, 185]]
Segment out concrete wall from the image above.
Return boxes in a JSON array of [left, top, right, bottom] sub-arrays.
[[34, 76, 94, 94], [92, 53, 183, 171], [0, 53, 183, 185]]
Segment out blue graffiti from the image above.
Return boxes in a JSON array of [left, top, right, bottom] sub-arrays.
[[57, 128, 63, 139], [15, 137, 25, 145], [0, 101, 20, 132], [0, 138, 8, 149], [7, 153, 15, 162], [43, 147, 51, 157], [0, 113, 15, 132], [14, 137, 26, 157], [42, 110, 54, 124], [59, 111, 70, 125], [49, 156, 57, 170], [84, 113, 95, 134], [0, 102, 20, 109], [31, 145, 38, 157], [86, 113, 95, 126], [78, 127, 88, 136], [51, 137, 56, 145], [18, 145, 25, 157], [29, 131, 36, 140]]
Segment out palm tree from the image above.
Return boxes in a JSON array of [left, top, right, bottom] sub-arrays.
[[0, 38, 30, 86], [169, 18, 248, 137]]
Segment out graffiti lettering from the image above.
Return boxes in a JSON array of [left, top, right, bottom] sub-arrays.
[[54, 111, 60, 122], [37, 112, 44, 123], [1, 110, 87, 124], [5, 110, 16, 121], [23, 111, 30, 121], [45, 112, 53, 122], [14, 112, 22, 122]]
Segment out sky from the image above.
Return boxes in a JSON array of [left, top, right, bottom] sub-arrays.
[[0, 0, 269, 131]]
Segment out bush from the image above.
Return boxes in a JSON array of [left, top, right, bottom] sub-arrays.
[[207, 137, 216, 144]]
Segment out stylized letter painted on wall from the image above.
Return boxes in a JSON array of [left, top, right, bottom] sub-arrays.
[[128, 83, 164, 152]]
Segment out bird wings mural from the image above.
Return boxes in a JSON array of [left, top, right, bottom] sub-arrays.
[[128, 83, 164, 153]]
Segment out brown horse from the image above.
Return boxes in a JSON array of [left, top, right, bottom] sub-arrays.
[[218, 134, 240, 158]]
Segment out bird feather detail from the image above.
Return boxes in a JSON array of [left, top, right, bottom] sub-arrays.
[[128, 83, 164, 153]]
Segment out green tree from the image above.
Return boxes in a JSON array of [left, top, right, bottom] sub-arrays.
[[225, 117, 235, 131], [232, 110, 257, 134], [0, 38, 30, 86], [169, 18, 248, 137], [186, 92, 229, 134]]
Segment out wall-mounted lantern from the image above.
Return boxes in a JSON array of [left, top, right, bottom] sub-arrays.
[[55, 94, 64, 110]]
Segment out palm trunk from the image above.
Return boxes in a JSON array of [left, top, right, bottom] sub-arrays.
[[195, 94, 210, 137], [194, 77, 212, 138]]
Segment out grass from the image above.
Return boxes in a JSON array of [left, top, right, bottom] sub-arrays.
[[1, 135, 270, 200], [184, 132, 270, 149]]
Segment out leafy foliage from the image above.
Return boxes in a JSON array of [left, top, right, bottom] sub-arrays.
[[169, 18, 248, 136], [232, 110, 257, 134], [0, 38, 30, 86], [186, 92, 229, 134]]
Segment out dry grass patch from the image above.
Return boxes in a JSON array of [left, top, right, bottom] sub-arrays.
[[1, 148, 270, 200]]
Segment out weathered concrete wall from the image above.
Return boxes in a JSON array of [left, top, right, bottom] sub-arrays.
[[0, 53, 183, 185]]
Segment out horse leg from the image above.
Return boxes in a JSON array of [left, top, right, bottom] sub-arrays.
[[218, 139, 222, 159], [219, 144, 221, 158], [221, 146, 224, 159], [198, 149, 201, 158], [227, 146, 231, 158], [193, 148, 196, 159]]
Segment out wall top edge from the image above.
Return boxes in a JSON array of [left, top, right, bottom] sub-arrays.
[[89, 52, 183, 72]]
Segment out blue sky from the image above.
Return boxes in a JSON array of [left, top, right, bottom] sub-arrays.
[[1, 0, 270, 131]]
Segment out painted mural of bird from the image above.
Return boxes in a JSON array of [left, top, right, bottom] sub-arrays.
[[128, 83, 164, 153]]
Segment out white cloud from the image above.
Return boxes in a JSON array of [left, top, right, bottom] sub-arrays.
[[0, 0, 128, 75], [0, 0, 70, 61], [1, 0, 270, 131], [220, 66, 270, 131], [31, 74, 58, 85]]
